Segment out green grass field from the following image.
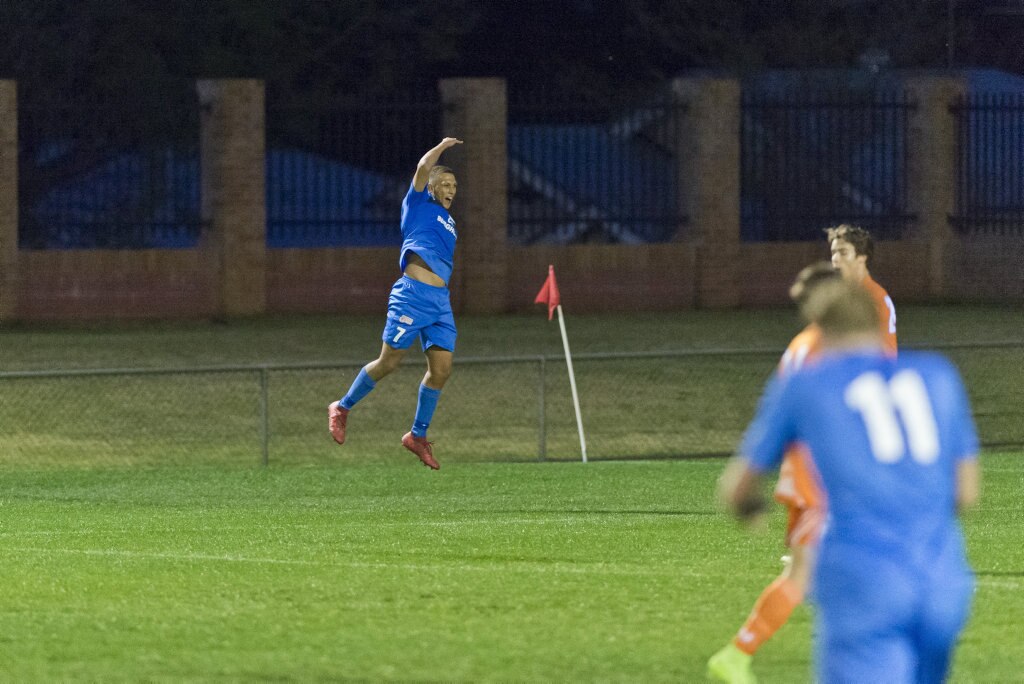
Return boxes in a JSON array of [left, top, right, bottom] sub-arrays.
[[1, 305, 1022, 680], [2, 305, 1022, 468], [1, 304, 1022, 370], [3, 456, 1022, 681]]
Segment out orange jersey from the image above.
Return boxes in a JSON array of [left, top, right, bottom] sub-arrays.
[[778, 324, 822, 375], [772, 280, 897, 544], [862, 274, 897, 355], [773, 325, 826, 520]]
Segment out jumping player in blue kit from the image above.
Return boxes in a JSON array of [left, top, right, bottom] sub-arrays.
[[328, 137, 463, 470], [719, 279, 981, 683]]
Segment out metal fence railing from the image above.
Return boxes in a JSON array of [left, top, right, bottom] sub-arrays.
[[951, 92, 1024, 236], [1, 343, 1020, 469], [265, 99, 444, 248], [20, 86, 1024, 252], [507, 90, 688, 245], [17, 85, 204, 250], [741, 89, 916, 242]]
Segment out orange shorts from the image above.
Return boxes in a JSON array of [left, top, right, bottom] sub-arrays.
[[773, 443, 827, 547], [782, 504, 826, 547]]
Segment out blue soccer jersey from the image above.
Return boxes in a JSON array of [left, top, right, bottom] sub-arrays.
[[742, 349, 977, 556], [740, 349, 979, 681], [399, 181, 457, 286]]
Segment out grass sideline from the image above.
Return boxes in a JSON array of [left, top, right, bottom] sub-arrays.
[[3, 453, 1022, 681], [1, 307, 1021, 679], [0, 303, 1022, 370], [0, 305, 1022, 468]]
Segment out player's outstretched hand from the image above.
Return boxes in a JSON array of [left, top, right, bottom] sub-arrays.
[[440, 137, 463, 148]]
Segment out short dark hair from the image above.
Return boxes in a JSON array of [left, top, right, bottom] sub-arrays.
[[825, 224, 874, 267], [789, 261, 841, 307], [428, 165, 455, 185]]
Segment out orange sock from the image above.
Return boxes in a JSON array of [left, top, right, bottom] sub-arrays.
[[732, 576, 803, 655]]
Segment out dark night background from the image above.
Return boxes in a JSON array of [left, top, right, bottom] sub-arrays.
[[5, 0, 1024, 249], [1, 0, 1022, 106]]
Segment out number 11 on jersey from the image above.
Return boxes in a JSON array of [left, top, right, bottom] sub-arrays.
[[844, 370, 940, 465]]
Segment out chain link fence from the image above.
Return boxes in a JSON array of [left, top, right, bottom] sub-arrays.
[[1, 344, 1021, 469]]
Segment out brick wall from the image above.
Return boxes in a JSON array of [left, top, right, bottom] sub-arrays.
[[266, 248, 395, 315], [440, 78, 508, 315], [197, 79, 267, 317], [674, 77, 741, 308], [507, 243, 697, 313], [16, 250, 214, 320], [0, 81, 17, 320], [949, 235, 1024, 301], [739, 240, 932, 307], [7, 236, 1014, 322]]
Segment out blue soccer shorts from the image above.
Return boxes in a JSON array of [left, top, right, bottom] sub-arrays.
[[381, 275, 457, 352], [814, 541, 972, 683]]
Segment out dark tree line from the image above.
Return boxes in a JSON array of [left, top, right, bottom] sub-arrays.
[[1, 0, 1020, 108], [3, 0, 1020, 247]]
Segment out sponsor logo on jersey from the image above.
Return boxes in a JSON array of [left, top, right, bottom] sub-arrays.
[[399, 315, 414, 325], [436, 214, 457, 238]]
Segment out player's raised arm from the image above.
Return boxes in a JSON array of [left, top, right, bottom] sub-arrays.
[[413, 137, 463, 192]]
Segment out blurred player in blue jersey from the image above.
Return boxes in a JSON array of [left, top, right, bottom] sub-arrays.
[[719, 279, 980, 683], [328, 137, 463, 470]]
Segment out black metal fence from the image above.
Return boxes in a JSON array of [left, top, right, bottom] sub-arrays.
[[507, 91, 687, 245], [265, 98, 444, 247], [952, 93, 1024, 236], [741, 89, 916, 242], [18, 85, 1024, 250], [17, 85, 203, 249], [2, 341, 1021, 468]]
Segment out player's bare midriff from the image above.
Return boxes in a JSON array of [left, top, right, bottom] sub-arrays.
[[404, 252, 445, 287]]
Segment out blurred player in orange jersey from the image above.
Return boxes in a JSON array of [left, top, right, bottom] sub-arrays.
[[708, 262, 841, 684], [826, 224, 897, 355], [710, 230, 898, 683], [709, 242, 898, 684]]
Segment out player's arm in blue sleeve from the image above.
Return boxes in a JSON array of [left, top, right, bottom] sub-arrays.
[[941, 360, 981, 511], [740, 374, 798, 473], [719, 375, 797, 523], [412, 137, 463, 191]]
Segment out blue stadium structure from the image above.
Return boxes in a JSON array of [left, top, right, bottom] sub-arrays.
[[20, 69, 1024, 249]]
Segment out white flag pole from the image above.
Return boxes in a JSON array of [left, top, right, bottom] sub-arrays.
[[555, 304, 587, 463]]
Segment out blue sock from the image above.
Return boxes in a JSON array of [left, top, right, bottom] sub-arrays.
[[340, 367, 376, 409], [411, 384, 442, 437]]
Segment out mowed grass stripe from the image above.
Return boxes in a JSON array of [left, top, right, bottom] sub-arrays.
[[1, 454, 1021, 681], [1, 307, 1022, 468], [7, 545, 748, 580]]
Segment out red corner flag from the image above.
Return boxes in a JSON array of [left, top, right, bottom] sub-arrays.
[[534, 265, 561, 320]]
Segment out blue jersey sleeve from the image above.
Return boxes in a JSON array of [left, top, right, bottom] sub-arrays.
[[401, 181, 429, 222], [937, 358, 980, 462], [739, 374, 798, 474]]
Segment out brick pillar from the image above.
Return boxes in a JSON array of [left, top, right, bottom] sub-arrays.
[[0, 81, 17, 321], [197, 79, 266, 317], [438, 78, 508, 314], [673, 77, 741, 308], [905, 77, 966, 298]]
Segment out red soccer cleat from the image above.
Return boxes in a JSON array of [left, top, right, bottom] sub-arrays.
[[401, 432, 440, 470], [328, 401, 349, 445]]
